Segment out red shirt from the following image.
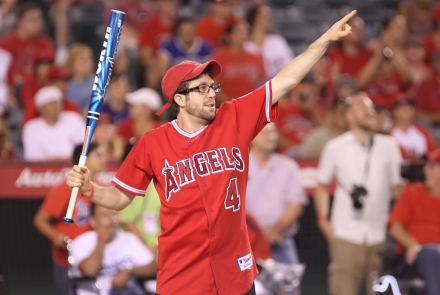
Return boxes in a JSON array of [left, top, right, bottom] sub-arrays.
[[22, 99, 81, 127], [415, 75, 440, 113], [0, 32, 54, 85], [422, 33, 438, 66], [365, 71, 406, 109], [112, 82, 278, 295], [212, 47, 266, 101], [275, 102, 317, 148], [196, 16, 234, 48], [138, 14, 172, 51], [327, 45, 372, 78], [389, 183, 440, 253], [39, 182, 93, 266], [20, 75, 43, 106], [116, 118, 162, 142]]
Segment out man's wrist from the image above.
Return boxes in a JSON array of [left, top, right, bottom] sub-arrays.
[[316, 214, 328, 222]]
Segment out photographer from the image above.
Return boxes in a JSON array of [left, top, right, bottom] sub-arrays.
[[313, 92, 403, 295]]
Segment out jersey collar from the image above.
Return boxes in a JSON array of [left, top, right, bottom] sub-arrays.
[[171, 120, 209, 138]]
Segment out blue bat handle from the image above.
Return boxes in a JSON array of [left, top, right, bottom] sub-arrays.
[[82, 10, 125, 157]]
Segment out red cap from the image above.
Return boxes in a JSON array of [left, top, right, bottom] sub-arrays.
[[427, 149, 440, 163], [157, 60, 222, 116], [47, 66, 71, 81]]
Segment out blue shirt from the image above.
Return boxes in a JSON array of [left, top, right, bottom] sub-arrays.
[[159, 37, 213, 67], [66, 76, 95, 111]]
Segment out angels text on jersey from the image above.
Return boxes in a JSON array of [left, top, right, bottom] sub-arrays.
[[161, 147, 245, 202]]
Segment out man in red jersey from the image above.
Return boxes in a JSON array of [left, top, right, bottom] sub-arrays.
[[67, 11, 357, 295], [0, 2, 54, 86]]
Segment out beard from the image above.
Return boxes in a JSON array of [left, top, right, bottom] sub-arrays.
[[185, 97, 216, 122]]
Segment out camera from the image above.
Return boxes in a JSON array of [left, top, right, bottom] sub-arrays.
[[350, 185, 368, 209]]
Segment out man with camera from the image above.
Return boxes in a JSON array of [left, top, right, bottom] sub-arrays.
[[314, 92, 403, 295]]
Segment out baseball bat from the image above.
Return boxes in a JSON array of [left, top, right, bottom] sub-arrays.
[[63, 10, 125, 224]]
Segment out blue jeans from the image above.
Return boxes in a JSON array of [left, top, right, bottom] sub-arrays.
[[414, 244, 440, 295], [271, 238, 299, 264], [53, 263, 74, 295]]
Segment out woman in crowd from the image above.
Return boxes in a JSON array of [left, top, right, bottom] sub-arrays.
[[65, 43, 95, 112], [244, 4, 293, 80]]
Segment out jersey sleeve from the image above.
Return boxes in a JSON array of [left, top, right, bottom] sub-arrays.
[[112, 134, 154, 196], [232, 81, 278, 144], [388, 138, 403, 186]]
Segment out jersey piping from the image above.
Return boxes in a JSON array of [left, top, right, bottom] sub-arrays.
[[112, 177, 147, 195], [171, 120, 210, 138]]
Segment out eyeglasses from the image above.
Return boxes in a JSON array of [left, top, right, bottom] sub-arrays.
[[179, 84, 221, 94]]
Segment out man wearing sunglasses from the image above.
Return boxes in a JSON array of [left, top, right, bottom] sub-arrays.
[[67, 10, 357, 295]]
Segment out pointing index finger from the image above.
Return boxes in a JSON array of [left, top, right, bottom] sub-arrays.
[[340, 10, 357, 25]]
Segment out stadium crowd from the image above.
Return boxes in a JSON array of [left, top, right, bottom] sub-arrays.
[[1, 0, 440, 294]]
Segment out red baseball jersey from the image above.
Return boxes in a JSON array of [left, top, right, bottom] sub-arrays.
[[112, 81, 278, 295]]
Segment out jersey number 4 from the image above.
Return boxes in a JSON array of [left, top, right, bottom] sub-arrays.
[[224, 178, 240, 212]]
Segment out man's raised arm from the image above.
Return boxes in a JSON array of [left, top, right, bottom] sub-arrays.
[[67, 165, 136, 211], [271, 10, 357, 104]]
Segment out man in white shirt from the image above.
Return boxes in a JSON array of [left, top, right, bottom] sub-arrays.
[[22, 86, 85, 161], [246, 123, 308, 264], [314, 92, 403, 295], [70, 203, 157, 295]]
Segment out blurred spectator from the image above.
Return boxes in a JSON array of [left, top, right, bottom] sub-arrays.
[[114, 88, 162, 160], [20, 56, 53, 106], [404, 36, 431, 98], [391, 100, 436, 158], [374, 105, 393, 134], [314, 93, 403, 295], [275, 74, 323, 157], [119, 182, 161, 255], [299, 101, 347, 159], [398, 0, 435, 35], [311, 57, 333, 105], [70, 204, 157, 295], [327, 17, 372, 88], [65, 43, 95, 112], [92, 113, 117, 161], [101, 74, 130, 125], [22, 66, 81, 126], [358, 35, 411, 109], [0, 2, 54, 87], [422, 4, 440, 64], [139, 0, 179, 87], [213, 20, 266, 105], [368, 14, 408, 51], [0, 0, 16, 30], [415, 50, 440, 141], [0, 106, 14, 160], [22, 86, 84, 161], [244, 4, 293, 80], [105, 0, 154, 50], [246, 123, 308, 264], [196, 0, 234, 48], [33, 142, 104, 295], [155, 18, 213, 87], [389, 150, 440, 295], [0, 48, 11, 108], [334, 75, 357, 100]]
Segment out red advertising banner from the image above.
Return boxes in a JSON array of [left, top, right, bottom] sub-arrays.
[[0, 160, 326, 199]]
